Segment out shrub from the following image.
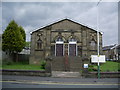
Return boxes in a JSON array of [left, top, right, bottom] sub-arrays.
[[88, 65, 94, 72], [40, 60, 46, 69], [88, 68, 94, 72], [88, 64, 101, 72]]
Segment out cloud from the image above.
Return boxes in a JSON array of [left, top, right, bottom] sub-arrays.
[[98, 2, 118, 46], [2, 2, 118, 46]]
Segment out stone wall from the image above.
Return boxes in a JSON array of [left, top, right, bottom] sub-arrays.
[[82, 72, 120, 78], [2, 69, 119, 78], [2, 69, 51, 77]]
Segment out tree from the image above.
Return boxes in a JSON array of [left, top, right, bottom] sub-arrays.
[[2, 20, 26, 62], [19, 26, 26, 42], [25, 41, 30, 49], [19, 26, 26, 49]]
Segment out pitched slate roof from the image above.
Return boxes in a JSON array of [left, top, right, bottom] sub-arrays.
[[102, 45, 116, 51], [31, 18, 101, 34]]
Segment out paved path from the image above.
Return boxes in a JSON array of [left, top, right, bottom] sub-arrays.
[[52, 71, 81, 78]]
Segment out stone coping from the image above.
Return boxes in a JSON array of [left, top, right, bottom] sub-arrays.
[[90, 72, 120, 74], [1, 69, 45, 72], [1, 69, 51, 77]]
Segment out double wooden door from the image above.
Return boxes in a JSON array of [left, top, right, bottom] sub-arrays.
[[56, 44, 77, 56]]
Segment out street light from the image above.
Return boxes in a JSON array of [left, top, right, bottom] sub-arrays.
[[97, 0, 102, 79]]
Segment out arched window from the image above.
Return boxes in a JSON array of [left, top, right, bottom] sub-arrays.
[[55, 37, 64, 56], [90, 41, 95, 46], [37, 39, 42, 49], [90, 40, 96, 50], [68, 38, 77, 56], [56, 37, 63, 42], [69, 38, 76, 42]]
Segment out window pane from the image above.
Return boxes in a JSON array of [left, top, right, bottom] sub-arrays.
[[91, 41, 95, 46], [56, 37, 63, 42], [69, 38, 76, 42], [90, 41, 96, 50], [37, 39, 42, 49]]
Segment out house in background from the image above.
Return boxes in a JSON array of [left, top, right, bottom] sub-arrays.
[[19, 47, 30, 55], [0, 34, 2, 60], [118, 45, 120, 61], [102, 44, 119, 61]]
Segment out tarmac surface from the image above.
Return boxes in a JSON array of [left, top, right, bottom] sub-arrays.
[[2, 75, 120, 88]]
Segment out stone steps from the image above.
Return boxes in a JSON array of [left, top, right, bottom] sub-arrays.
[[51, 56, 82, 72]]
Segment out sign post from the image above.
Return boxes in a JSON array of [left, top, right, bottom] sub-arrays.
[[91, 55, 105, 78], [98, 55, 100, 79]]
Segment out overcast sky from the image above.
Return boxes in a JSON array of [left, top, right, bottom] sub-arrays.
[[1, 1, 118, 46]]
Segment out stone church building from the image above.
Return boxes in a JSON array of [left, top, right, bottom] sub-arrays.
[[30, 18, 102, 72]]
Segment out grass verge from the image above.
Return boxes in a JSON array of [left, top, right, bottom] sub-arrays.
[[2, 62, 45, 70], [89, 61, 120, 72]]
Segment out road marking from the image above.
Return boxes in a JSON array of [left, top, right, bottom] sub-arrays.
[[1, 80, 120, 86]]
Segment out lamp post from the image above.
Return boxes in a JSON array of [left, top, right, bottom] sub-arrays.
[[97, 0, 101, 79]]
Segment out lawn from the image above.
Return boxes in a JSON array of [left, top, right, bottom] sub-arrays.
[[2, 62, 45, 70], [2, 61, 120, 72], [89, 61, 120, 72], [100, 61, 119, 72]]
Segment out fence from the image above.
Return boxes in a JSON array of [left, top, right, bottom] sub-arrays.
[[2, 51, 29, 63]]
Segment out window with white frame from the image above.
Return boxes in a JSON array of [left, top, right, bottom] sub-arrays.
[[55, 37, 64, 56], [68, 38, 77, 56]]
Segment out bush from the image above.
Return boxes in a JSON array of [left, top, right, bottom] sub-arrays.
[[88, 65, 94, 72], [118, 68, 120, 71], [40, 60, 46, 69], [88, 68, 94, 72], [88, 64, 100, 72]]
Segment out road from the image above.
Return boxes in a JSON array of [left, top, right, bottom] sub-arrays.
[[2, 75, 120, 88]]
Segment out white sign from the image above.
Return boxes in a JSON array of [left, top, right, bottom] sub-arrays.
[[91, 55, 106, 63], [84, 64, 88, 68]]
